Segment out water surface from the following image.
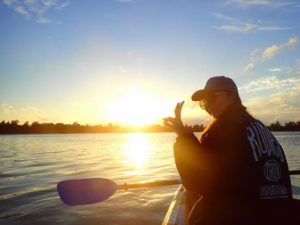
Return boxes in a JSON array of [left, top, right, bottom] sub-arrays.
[[0, 132, 299, 225]]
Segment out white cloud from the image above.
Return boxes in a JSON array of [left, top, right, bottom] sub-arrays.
[[245, 95, 300, 124], [243, 37, 299, 72], [212, 13, 236, 22], [262, 37, 298, 60], [282, 59, 300, 76], [14, 5, 30, 16], [215, 23, 256, 33], [3, 0, 13, 6], [36, 17, 51, 23], [119, 66, 127, 73], [226, 0, 295, 8], [243, 62, 255, 72], [212, 13, 290, 33], [269, 68, 281, 72], [241, 75, 300, 124], [239, 75, 300, 92], [0, 101, 110, 124], [243, 48, 260, 72], [2, 0, 70, 23], [262, 45, 280, 60], [1, 103, 14, 115], [0, 103, 52, 123], [287, 36, 299, 47], [116, 0, 133, 3]]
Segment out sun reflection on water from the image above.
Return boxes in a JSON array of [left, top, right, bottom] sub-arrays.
[[123, 133, 152, 175]]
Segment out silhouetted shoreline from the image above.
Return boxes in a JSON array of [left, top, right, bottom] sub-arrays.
[[0, 120, 204, 134], [0, 120, 299, 134]]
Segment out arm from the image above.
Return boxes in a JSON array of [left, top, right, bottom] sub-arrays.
[[173, 132, 219, 196], [164, 102, 218, 195]]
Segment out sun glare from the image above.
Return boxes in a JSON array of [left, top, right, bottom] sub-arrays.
[[123, 133, 152, 175], [106, 87, 166, 126]]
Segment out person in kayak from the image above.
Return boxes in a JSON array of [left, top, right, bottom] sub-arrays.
[[163, 76, 296, 225]]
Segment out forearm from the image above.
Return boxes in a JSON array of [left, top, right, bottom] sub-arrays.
[[173, 133, 215, 193]]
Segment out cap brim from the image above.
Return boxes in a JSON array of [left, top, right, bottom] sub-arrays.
[[191, 90, 207, 101]]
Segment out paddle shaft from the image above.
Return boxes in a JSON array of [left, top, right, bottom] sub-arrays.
[[117, 180, 182, 190], [116, 170, 300, 190], [289, 170, 300, 175]]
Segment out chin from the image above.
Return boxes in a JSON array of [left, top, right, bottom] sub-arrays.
[[211, 112, 221, 119]]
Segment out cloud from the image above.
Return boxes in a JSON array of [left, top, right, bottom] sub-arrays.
[[212, 13, 290, 33], [14, 5, 30, 16], [116, 0, 133, 3], [36, 17, 51, 24], [243, 37, 299, 72], [239, 75, 300, 92], [262, 45, 280, 60], [243, 48, 260, 72], [3, 0, 70, 23], [0, 102, 54, 123], [119, 66, 127, 73], [262, 37, 298, 60], [269, 68, 281, 72], [1, 103, 14, 115], [288, 59, 300, 75], [215, 23, 255, 33], [243, 62, 255, 72], [245, 95, 300, 124], [225, 0, 295, 8], [241, 75, 300, 123]]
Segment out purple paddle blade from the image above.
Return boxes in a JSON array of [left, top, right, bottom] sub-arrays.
[[57, 178, 117, 205]]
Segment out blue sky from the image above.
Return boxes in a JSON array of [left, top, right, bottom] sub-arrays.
[[1, 0, 300, 125]]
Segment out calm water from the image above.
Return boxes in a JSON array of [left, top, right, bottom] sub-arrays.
[[0, 132, 299, 225]]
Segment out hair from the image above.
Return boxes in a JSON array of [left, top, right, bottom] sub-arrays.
[[230, 91, 246, 110]]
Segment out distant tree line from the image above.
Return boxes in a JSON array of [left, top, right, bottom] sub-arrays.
[[268, 121, 300, 131], [0, 120, 299, 134], [0, 120, 205, 134]]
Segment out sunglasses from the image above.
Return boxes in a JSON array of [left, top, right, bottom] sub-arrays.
[[199, 91, 228, 109]]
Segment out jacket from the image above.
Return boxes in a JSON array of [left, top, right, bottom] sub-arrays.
[[174, 104, 292, 204]]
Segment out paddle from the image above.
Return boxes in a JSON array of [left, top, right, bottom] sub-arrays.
[[289, 170, 300, 175], [57, 170, 300, 206], [57, 178, 181, 205]]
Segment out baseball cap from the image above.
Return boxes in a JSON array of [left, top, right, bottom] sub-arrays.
[[191, 76, 239, 101]]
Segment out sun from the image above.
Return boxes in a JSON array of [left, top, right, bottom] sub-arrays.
[[106, 87, 165, 126]]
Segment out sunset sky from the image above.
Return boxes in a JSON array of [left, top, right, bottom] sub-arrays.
[[1, 0, 300, 126]]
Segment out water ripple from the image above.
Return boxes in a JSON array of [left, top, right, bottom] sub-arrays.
[[0, 132, 299, 225]]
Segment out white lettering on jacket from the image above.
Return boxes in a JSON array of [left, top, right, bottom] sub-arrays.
[[259, 185, 288, 198], [263, 160, 281, 182], [246, 122, 284, 162]]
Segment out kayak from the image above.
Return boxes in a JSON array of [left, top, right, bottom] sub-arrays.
[[161, 181, 300, 225], [161, 187, 300, 225], [162, 185, 186, 225]]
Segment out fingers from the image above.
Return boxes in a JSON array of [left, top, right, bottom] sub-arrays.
[[163, 117, 175, 128], [174, 101, 185, 118], [174, 101, 184, 118], [163, 101, 185, 133], [163, 117, 181, 130]]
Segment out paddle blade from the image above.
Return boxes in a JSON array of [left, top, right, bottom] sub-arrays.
[[57, 178, 117, 205]]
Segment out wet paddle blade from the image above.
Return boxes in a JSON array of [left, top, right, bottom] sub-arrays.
[[57, 178, 117, 205]]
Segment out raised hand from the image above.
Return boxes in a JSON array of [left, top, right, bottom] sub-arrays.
[[163, 101, 186, 136]]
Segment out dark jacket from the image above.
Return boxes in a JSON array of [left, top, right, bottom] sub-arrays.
[[173, 104, 294, 224]]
